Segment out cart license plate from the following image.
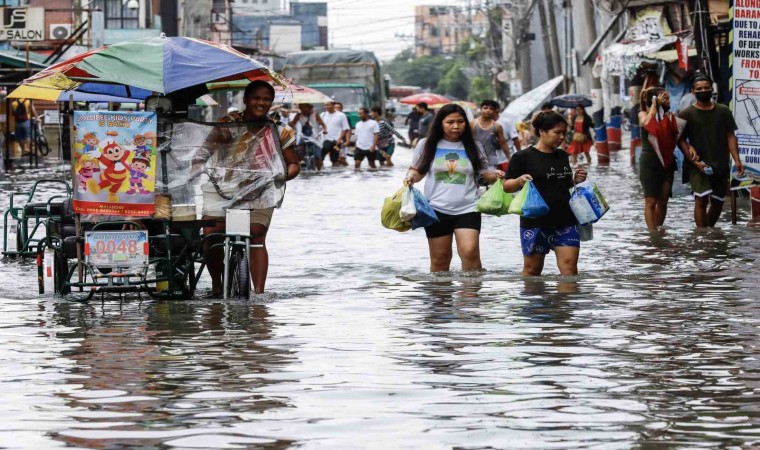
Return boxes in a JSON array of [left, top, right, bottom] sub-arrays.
[[85, 230, 149, 268]]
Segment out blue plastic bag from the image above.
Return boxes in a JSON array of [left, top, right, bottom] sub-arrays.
[[521, 180, 549, 218], [569, 182, 609, 224], [410, 188, 439, 229]]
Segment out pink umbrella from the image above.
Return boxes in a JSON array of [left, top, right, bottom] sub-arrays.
[[274, 84, 333, 104], [399, 93, 451, 106]]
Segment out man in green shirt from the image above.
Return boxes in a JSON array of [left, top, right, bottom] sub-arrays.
[[678, 75, 745, 227]]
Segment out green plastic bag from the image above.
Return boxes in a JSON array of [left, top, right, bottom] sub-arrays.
[[508, 180, 530, 215], [381, 186, 411, 232], [476, 182, 505, 215], [477, 182, 514, 217], [500, 190, 514, 215]]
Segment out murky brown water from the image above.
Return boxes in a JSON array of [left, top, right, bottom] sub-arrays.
[[0, 143, 759, 449]]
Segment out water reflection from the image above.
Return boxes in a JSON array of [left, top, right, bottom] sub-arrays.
[[48, 301, 294, 448]]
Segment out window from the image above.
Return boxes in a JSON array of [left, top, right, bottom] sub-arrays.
[[93, 0, 139, 29]]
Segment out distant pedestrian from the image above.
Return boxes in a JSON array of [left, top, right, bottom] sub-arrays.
[[353, 107, 379, 169], [404, 104, 501, 272], [406, 107, 421, 146], [417, 102, 433, 139], [678, 74, 744, 228], [638, 87, 694, 230], [503, 111, 587, 276], [472, 99, 512, 171], [566, 105, 594, 165], [334, 102, 350, 165], [11, 98, 36, 156], [289, 103, 327, 170], [370, 106, 407, 167], [320, 100, 351, 167]]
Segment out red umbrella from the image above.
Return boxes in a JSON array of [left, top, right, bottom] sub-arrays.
[[399, 93, 451, 106]]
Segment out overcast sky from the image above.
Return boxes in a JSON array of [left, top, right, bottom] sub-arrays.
[[314, 0, 465, 61]]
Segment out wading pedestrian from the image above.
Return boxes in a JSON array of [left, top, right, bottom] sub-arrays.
[[473, 99, 512, 171], [678, 75, 744, 228], [638, 87, 696, 230], [503, 111, 587, 276], [404, 104, 502, 272]]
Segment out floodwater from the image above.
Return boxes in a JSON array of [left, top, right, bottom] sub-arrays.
[[0, 143, 758, 449]]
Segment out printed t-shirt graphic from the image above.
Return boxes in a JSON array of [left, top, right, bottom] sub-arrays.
[[433, 148, 469, 185]]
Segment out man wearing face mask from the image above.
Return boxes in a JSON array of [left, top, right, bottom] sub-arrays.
[[678, 75, 744, 228]]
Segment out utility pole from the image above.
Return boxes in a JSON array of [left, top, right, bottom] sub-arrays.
[[571, 0, 609, 164], [537, 0, 555, 79], [517, 0, 535, 93], [571, 0, 596, 95], [545, 0, 563, 91]]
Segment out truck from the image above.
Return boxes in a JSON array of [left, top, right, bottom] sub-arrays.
[[282, 50, 389, 128]]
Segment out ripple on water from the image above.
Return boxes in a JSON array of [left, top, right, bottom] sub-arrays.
[[0, 150, 758, 448]]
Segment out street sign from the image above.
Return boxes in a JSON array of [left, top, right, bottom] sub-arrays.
[[0, 8, 45, 41], [43, 110, 60, 125], [509, 79, 523, 97]]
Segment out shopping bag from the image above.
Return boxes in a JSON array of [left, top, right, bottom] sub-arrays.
[[381, 187, 411, 232], [500, 190, 514, 215], [508, 180, 530, 215], [411, 188, 438, 229], [399, 187, 417, 221], [476, 182, 505, 216], [569, 181, 609, 225], [521, 180, 549, 218]]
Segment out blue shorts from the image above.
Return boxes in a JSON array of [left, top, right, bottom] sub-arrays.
[[520, 225, 580, 256], [304, 142, 323, 161], [15, 121, 30, 141]]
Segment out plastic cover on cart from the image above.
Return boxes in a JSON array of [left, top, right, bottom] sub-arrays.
[[78, 118, 289, 222], [158, 118, 289, 212]]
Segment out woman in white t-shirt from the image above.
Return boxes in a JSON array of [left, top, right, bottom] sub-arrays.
[[404, 104, 503, 272]]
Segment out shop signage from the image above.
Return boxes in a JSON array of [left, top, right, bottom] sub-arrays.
[[732, 0, 760, 185], [0, 8, 45, 41]]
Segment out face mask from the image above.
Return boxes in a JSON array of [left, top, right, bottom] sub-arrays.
[[695, 91, 712, 103]]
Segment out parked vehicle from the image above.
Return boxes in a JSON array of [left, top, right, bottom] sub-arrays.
[[283, 50, 389, 128]]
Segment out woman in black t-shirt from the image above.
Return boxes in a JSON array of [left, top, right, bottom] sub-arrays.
[[503, 111, 587, 276]]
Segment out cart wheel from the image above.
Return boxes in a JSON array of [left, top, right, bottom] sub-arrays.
[[228, 248, 250, 299]]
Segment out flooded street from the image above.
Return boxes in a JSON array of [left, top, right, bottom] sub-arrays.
[[0, 143, 759, 449]]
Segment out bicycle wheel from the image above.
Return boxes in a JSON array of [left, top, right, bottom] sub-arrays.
[[36, 135, 50, 156], [228, 247, 250, 299]]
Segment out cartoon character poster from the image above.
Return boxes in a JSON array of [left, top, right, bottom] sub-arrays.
[[72, 111, 158, 216], [433, 148, 469, 184]]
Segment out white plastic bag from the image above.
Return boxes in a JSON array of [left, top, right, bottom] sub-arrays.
[[569, 181, 609, 225], [399, 187, 417, 221]]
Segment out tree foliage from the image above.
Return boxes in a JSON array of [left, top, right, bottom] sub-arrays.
[[382, 41, 496, 102]]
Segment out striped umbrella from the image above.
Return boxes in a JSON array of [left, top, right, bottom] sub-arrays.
[[20, 34, 283, 99]]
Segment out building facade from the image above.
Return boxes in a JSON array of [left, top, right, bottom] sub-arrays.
[[414, 5, 487, 57]]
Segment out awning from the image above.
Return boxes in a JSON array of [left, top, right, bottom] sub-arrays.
[[0, 48, 48, 69], [644, 47, 697, 62], [600, 37, 677, 78]]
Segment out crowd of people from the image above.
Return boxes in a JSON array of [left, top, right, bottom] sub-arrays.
[[212, 74, 745, 292], [398, 74, 744, 278], [272, 100, 409, 171]]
